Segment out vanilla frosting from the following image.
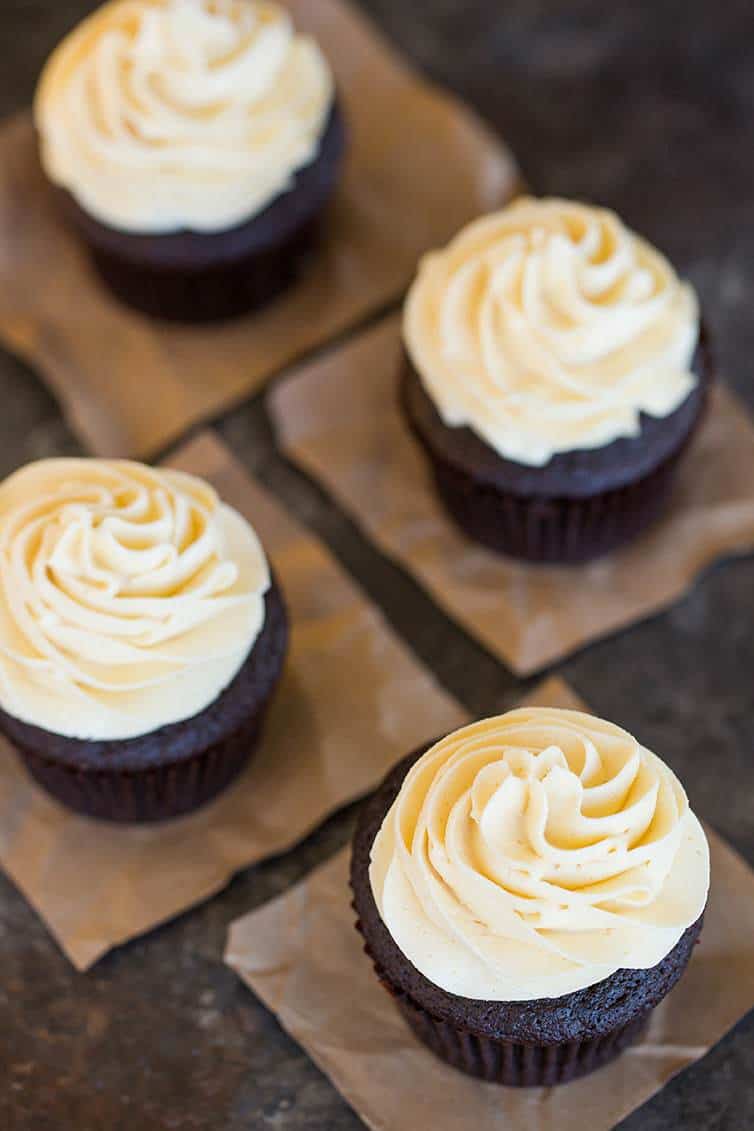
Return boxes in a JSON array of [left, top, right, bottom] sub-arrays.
[[0, 459, 271, 741], [370, 708, 709, 1001], [404, 197, 700, 467], [34, 0, 335, 234]]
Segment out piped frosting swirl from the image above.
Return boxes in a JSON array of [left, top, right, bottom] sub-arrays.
[[404, 197, 700, 467], [370, 707, 709, 1001], [34, 0, 334, 233], [0, 459, 270, 740]]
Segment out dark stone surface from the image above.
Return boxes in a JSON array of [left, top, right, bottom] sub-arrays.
[[2, 1, 754, 1128]]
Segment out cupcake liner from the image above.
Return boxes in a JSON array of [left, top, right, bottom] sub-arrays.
[[355, 921, 650, 1086], [429, 445, 686, 564], [15, 710, 268, 824], [394, 988, 650, 1086], [85, 217, 322, 324]]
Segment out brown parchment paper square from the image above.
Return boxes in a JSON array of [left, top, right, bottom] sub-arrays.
[[270, 314, 754, 675], [0, 0, 519, 460], [225, 677, 754, 1131], [0, 431, 466, 971]]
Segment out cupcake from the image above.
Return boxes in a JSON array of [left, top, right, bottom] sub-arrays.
[[351, 708, 709, 1085], [0, 459, 287, 822], [402, 198, 712, 563], [34, 0, 346, 322]]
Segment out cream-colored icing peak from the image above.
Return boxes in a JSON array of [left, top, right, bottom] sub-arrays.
[[404, 197, 700, 466], [370, 708, 709, 1001], [0, 459, 270, 740], [35, 0, 334, 233]]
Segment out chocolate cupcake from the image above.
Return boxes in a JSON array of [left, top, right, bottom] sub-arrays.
[[34, 0, 346, 322], [351, 708, 709, 1085], [402, 198, 712, 563], [0, 459, 287, 822]]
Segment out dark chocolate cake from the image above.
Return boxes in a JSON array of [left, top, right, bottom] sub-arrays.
[[351, 746, 705, 1085], [401, 331, 713, 564], [59, 103, 347, 323], [4, 577, 288, 824]]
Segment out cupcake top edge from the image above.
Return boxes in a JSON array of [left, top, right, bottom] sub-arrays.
[[0, 457, 271, 741], [34, 0, 335, 235], [369, 706, 710, 1001], [403, 196, 701, 468]]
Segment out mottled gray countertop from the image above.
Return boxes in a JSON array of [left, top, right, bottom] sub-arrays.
[[2, 2, 754, 1128]]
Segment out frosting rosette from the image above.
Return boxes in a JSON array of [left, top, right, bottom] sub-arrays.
[[0, 459, 270, 740], [404, 197, 701, 466], [370, 708, 709, 1001], [34, 0, 334, 233]]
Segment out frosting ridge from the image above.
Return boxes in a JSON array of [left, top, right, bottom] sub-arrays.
[[35, 0, 334, 233], [0, 459, 270, 740], [369, 707, 709, 1001], [404, 197, 700, 466]]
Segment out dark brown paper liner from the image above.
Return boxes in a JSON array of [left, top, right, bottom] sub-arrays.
[[15, 709, 269, 824], [394, 988, 650, 1086], [356, 924, 650, 1086], [85, 218, 323, 324], [430, 447, 685, 564]]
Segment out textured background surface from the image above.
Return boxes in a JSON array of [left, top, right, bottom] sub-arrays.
[[2, 2, 754, 1128]]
